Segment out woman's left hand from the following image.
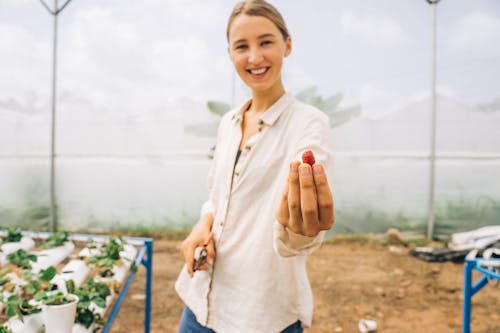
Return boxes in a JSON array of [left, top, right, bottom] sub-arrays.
[[275, 160, 335, 237]]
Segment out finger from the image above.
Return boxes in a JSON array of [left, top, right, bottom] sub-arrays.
[[275, 178, 289, 226], [181, 242, 196, 277], [203, 232, 213, 246], [205, 234, 216, 265], [313, 163, 335, 230], [287, 161, 302, 234], [299, 163, 320, 237]]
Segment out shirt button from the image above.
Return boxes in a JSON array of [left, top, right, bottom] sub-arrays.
[[245, 146, 251, 151], [219, 221, 224, 226], [234, 171, 240, 176]]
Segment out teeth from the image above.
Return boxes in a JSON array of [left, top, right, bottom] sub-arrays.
[[250, 68, 267, 75]]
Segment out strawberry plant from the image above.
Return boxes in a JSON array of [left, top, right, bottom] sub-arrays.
[[0, 229, 23, 244], [0, 325, 13, 333], [22, 267, 57, 298], [4, 294, 41, 320], [34, 291, 71, 306], [40, 231, 71, 249], [88, 237, 124, 277], [6, 249, 37, 269], [72, 278, 111, 328]]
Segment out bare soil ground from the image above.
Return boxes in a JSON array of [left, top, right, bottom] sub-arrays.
[[110, 234, 500, 333]]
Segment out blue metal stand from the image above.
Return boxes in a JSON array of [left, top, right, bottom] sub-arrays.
[[101, 236, 153, 333], [462, 258, 500, 333]]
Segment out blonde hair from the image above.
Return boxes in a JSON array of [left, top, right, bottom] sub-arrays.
[[226, 0, 290, 41]]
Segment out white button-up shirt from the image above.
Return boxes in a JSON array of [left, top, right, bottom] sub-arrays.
[[175, 92, 333, 333]]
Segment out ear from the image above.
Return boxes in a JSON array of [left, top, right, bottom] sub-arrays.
[[284, 36, 292, 57]]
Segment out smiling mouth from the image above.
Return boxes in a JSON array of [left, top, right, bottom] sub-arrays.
[[247, 67, 270, 76]]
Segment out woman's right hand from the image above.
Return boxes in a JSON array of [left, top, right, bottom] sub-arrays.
[[181, 213, 216, 277]]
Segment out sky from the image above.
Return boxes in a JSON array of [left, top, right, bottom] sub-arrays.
[[0, 0, 499, 120]]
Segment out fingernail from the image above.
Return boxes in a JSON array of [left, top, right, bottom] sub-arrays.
[[208, 257, 214, 265], [299, 166, 310, 176], [313, 164, 323, 175], [291, 163, 298, 173]]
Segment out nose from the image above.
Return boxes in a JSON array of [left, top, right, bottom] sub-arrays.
[[248, 47, 263, 65]]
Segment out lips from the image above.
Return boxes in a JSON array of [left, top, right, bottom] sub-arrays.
[[247, 67, 270, 77]]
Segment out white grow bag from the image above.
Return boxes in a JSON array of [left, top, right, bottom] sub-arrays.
[[31, 242, 75, 273], [0, 237, 36, 266]]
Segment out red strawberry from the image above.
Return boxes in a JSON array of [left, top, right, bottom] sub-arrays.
[[302, 150, 315, 166]]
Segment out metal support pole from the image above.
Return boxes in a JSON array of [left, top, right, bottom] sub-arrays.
[[426, 0, 441, 240], [462, 260, 472, 333], [144, 239, 153, 333], [40, 0, 75, 231], [49, 0, 59, 232]]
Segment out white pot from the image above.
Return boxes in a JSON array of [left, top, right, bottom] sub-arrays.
[[42, 294, 78, 333]]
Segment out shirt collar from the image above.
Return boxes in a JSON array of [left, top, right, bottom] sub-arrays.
[[231, 92, 294, 126]]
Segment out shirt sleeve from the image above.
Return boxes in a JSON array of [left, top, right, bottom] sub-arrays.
[[273, 222, 326, 257], [273, 108, 333, 257]]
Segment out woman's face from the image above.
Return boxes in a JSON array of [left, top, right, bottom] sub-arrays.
[[228, 15, 291, 94]]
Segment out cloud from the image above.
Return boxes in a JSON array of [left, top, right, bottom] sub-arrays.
[[340, 11, 405, 45], [449, 12, 500, 57], [52, 4, 231, 113]]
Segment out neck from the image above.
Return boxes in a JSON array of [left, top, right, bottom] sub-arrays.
[[249, 82, 286, 114]]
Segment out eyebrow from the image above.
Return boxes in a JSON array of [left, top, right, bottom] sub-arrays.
[[232, 33, 276, 45]]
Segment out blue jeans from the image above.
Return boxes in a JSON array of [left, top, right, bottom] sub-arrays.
[[178, 306, 303, 333]]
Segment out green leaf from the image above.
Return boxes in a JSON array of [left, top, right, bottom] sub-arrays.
[[322, 93, 343, 113], [91, 296, 106, 308], [66, 279, 76, 294], [207, 101, 231, 117], [5, 304, 19, 317], [39, 266, 57, 281], [76, 308, 95, 328]]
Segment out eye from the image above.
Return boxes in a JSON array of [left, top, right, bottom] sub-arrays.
[[261, 40, 273, 46], [235, 44, 248, 50]]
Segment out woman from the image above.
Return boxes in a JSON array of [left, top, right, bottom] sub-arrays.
[[176, 1, 335, 332]]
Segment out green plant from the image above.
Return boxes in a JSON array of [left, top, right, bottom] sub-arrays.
[[0, 325, 13, 333], [1, 228, 23, 244], [3, 267, 62, 321], [4, 294, 41, 320], [88, 237, 125, 277], [73, 279, 110, 328], [295, 85, 362, 128], [34, 291, 72, 306], [75, 308, 105, 329], [7, 249, 37, 269], [40, 231, 71, 249], [22, 267, 57, 298]]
